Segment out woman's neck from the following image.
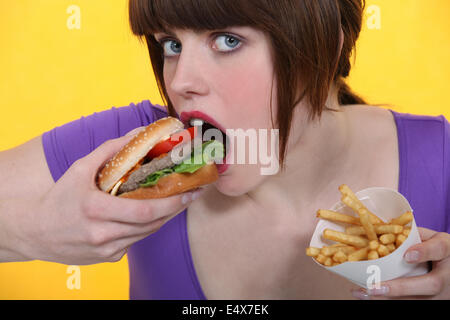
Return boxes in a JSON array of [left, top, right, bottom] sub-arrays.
[[246, 88, 355, 212]]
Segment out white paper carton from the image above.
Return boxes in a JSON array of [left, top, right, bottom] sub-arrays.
[[309, 187, 429, 289]]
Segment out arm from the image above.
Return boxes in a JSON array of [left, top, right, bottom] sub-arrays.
[[0, 131, 200, 264], [0, 136, 54, 261], [351, 116, 450, 299]]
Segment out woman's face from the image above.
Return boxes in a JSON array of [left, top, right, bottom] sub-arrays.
[[154, 27, 278, 196]]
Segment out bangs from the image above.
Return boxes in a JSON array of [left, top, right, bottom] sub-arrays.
[[129, 0, 260, 36]]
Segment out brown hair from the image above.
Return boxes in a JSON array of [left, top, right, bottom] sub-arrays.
[[129, 0, 367, 169]]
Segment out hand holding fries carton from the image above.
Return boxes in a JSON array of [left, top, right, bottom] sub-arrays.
[[307, 185, 429, 288]]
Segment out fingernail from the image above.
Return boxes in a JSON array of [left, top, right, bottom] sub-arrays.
[[367, 285, 389, 296], [191, 188, 205, 201], [351, 289, 371, 300], [181, 189, 205, 205], [181, 193, 193, 205], [404, 250, 420, 263]]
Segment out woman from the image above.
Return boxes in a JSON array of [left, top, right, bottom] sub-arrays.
[[0, 0, 449, 299]]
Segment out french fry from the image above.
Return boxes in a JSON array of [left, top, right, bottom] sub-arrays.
[[340, 194, 362, 213], [341, 195, 384, 225], [396, 234, 407, 247], [323, 229, 369, 248], [368, 250, 379, 260], [338, 246, 357, 255], [324, 257, 333, 267], [403, 227, 411, 237], [338, 184, 354, 197], [379, 233, 396, 245], [386, 243, 396, 252], [369, 240, 380, 250], [320, 246, 341, 257], [316, 209, 361, 225], [320, 246, 356, 257], [332, 251, 348, 263], [339, 184, 384, 225], [330, 243, 347, 247], [390, 211, 413, 226], [344, 226, 366, 236], [306, 247, 321, 257], [374, 224, 403, 234], [357, 208, 378, 241], [345, 224, 403, 236], [377, 244, 389, 257], [315, 254, 327, 265], [348, 247, 369, 261]]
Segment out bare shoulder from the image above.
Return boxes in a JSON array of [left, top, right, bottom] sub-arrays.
[[344, 104, 394, 122], [342, 104, 399, 190], [343, 104, 397, 138]]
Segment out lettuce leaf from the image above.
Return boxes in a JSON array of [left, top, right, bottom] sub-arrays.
[[139, 168, 174, 187], [139, 140, 224, 187]]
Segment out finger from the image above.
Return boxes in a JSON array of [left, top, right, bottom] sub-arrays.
[[418, 227, 438, 241], [113, 210, 179, 240], [86, 212, 172, 247], [99, 212, 180, 262], [404, 231, 450, 263], [125, 126, 146, 137], [90, 187, 206, 224], [81, 135, 136, 183]]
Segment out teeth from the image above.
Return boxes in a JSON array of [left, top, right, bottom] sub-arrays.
[[190, 118, 205, 127]]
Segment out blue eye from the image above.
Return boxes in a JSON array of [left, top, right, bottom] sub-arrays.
[[161, 39, 182, 57], [213, 34, 242, 52]]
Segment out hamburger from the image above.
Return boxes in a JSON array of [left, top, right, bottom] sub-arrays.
[[97, 116, 225, 199]]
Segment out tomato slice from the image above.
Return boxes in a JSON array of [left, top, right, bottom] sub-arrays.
[[146, 126, 197, 159]]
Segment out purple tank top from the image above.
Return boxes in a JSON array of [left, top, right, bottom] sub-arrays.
[[42, 100, 450, 299]]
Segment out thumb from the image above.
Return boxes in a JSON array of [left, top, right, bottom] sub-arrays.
[[125, 126, 146, 137], [86, 126, 146, 168], [83, 134, 136, 176]]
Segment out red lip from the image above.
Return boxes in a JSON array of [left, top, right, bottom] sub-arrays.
[[216, 162, 229, 174], [180, 111, 226, 133]]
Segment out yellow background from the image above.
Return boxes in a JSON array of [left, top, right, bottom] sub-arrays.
[[0, 0, 449, 299]]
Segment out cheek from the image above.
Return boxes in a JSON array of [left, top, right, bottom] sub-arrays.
[[213, 61, 275, 127], [163, 66, 175, 92]]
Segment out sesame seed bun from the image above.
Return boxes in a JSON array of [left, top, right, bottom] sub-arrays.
[[97, 117, 184, 193]]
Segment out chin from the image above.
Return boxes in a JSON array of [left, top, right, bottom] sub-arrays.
[[213, 178, 247, 197], [213, 166, 265, 197]]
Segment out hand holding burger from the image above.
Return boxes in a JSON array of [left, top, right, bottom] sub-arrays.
[[97, 116, 225, 199], [9, 124, 218, 265]]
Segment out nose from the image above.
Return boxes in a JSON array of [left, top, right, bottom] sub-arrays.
[[168, 45, 209, 99]]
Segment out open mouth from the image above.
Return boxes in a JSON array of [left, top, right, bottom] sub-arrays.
[[189, 118, 230, 156], [180, 112, 231, 158]]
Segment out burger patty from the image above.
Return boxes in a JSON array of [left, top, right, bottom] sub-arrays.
[[117, 141, 195, 195]]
